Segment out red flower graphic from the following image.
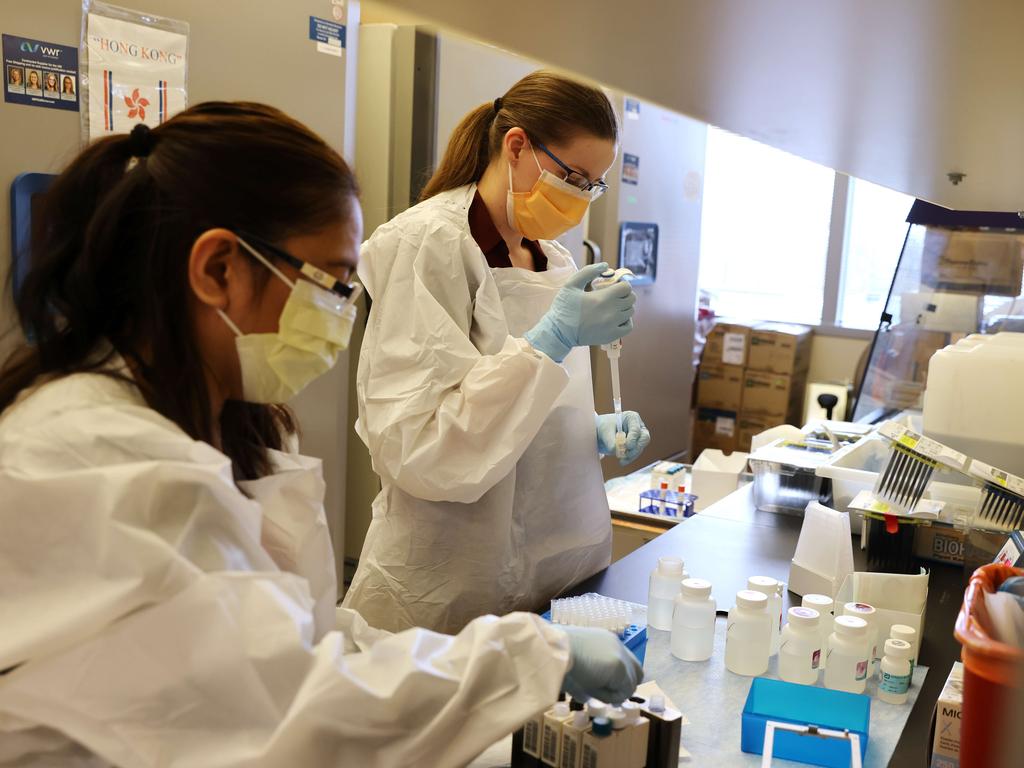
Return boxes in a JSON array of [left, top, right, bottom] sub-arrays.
[[124, 88, 151, 120]]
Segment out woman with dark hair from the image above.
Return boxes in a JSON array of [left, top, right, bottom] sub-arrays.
[[0, 102, 640, 766], [62, 74, 75, 95]]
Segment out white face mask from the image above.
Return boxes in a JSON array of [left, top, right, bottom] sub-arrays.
[[217, 237, 361, 403]]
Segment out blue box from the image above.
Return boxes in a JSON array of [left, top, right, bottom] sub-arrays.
[[540, 612, 647, 664], [741, 678, 870, 767]]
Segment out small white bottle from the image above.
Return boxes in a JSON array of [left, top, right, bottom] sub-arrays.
[[801, 594, 835, 669], [778, 607, 821, 686], [747, 576, 784, 655], [878, 639, 914, 705], [824, 615, 870, 694], [648, 556, 688, 631], [890, 624, 918, 674], [843, 602, 879, 677], [725, 589, 771, 676], [671, 578, 716, 661]]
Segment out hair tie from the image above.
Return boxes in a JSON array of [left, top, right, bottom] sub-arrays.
[[493, 97, 503, 114], [128, 122, 154, 158]]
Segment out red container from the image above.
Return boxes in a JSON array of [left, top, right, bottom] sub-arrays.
[[953, 563, 1024, 768]]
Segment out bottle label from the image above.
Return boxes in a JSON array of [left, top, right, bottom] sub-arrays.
[[543, 726, 558, 762], [561, 737, 578, 768], [881, 670, 911, 695], [582, 744, 598, 768], [524, 720, 540, 753], [855, 660, 868, 680], [811, 649, 821, 669]]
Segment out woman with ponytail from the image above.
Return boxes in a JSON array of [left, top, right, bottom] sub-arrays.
[[346, 71, 652, 634], [0, 103, 640, 765]]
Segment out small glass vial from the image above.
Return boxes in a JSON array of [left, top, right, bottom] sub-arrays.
[[802, 594, 835, 669], [778, 607, 821, 685], [648, 556, 688, 630], [671, 578, 716, 662], [890, 624, 918, 674], [879, 639, 914, 704], [824, 615, 870, 694], [725, 589, 771, 676], [747, 576, 783, 655], [843, 602, 879, 677]]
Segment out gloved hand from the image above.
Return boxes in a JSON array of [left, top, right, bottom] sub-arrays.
[[524, 262, 636, 363], [596, 412, 652, 465], [559, 625, 643, 705]]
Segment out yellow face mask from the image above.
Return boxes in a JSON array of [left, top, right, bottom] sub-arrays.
[[506, 146, 593, 241]]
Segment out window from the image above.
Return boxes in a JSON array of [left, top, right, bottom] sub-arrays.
[[838, 179, 914, 330], [698, 128, 836, 325]]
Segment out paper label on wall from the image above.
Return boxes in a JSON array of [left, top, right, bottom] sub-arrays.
[[715, 417, 735, 437], [3, 34, 79, 111], [310, 16, 346, 55], [84, 4, 188, 140], [722, 332, 746, 365], [621, 152, 639, 185], [624, 97, 640, 120]]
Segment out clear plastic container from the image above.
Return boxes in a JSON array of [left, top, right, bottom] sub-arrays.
[[824, 615, 870, 694], [671, 578, 716, 662], [648, 557, 688, 631], [802, 594, 835, 670], [878, 638, 913, 705], [778, 607, 822, 686], [842, 602, 879, 677], [747, 576, 783, 655], [725, 590, 771, 676], [750, 458, 830, 515]]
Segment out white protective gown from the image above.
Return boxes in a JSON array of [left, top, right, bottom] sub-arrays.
[[0, 364, 570, 767], [344, 184, 612, 634]]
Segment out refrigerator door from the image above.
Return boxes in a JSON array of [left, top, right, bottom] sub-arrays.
[[589, 95, 707, 477]]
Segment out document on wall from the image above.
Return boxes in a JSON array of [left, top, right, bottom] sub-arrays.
[[82, 1, 189, 141]]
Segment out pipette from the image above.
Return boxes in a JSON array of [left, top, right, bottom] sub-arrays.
[[591, 267, 635, 459]]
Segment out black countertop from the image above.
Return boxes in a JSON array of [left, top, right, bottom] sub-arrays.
[[568, 485, 965, 767]]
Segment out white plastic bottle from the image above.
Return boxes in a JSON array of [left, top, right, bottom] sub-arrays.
[[824, 615, 870, 694], [878, 639, 914, 705], [778, 607, 821, 685], [747, 576, 784, 655], [802, 594, 835, 669], [890, 624, 918, 674], [843, 602, 879, 676], [725, 590, 771, 676], [671, 578, 716, 661], [648, 557, 688, 630]]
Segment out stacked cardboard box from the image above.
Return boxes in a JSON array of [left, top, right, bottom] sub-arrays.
[[694, 321, 813, 454]]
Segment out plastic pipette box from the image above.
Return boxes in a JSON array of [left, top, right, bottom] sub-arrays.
[[741, 678, 870, 768], [543, 593, 648, 664]]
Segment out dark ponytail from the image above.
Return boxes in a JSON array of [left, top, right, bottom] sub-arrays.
[[0, 102, 358, 481], [420, 70, 618, 201]]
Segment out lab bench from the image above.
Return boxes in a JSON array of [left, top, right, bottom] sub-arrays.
[[571, 484, 966, 766]]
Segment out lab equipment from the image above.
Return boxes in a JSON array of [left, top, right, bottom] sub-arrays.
[[725, 589, 771, 676], [542, 701, 572, 766], [560, 625, 645, 706], [878, 639, 913, 705], [872, 420, 969, 515], [657, 481, 669, 515], [778, 607, 822, 686], [671, 578, 716, 662], [889, 624, 918, 673], [581, 716, 614, 767], [741, 678, 870, 768], [637, 485, 696, 518], [592, 267, 636, 459], [545, 594, 648, 664], [349, 190, 612, 633], [620, 702, 651, 768], [789, 500, 854, 599], [842, 602, 880, 677], [649, 460, 687, 492], [636, 693, 683, 768], [967, 459, 1024, 532], [747, 575, 784, 655], [690, 449, 750, 511], [559, 710, 590, 768], [595, 411, 650, 465], [824, 615, 870, 694], [648, 557, 688, 631], [803, 594, 836, 670], [748, 437, 833, 515], [523, 709, 544, 760]]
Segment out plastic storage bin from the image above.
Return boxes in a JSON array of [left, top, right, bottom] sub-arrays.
[[750, 457, 830, 515], [741, 677, 870, 767], [953, 563, 1024, 768]]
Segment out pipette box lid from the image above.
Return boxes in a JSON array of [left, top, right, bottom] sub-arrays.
[[741, 677, 870, 768]]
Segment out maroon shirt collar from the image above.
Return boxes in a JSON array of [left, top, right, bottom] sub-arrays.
[[468, 190, 548, 272]]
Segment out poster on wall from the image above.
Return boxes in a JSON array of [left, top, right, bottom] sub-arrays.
[[3, 34, 79, 111], [619, 221, 659, 286], [81, 1, 189, 141]]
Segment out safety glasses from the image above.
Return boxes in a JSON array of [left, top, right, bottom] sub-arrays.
[[236, 231, 359, 300], [534, 141, 610, 199]]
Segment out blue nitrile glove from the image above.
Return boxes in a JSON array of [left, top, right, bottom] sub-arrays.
[[998, 576, 1024, 597], [524, 262, 636, 363], [596, 411, 652, 465], [559, 625, 643, 705]]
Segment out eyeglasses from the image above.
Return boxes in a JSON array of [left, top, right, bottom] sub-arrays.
[[534, 141, 609, 199], [236, 231, 359, 300]]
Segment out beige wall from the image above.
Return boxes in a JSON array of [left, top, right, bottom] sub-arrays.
[[807, 333, 871, 384]]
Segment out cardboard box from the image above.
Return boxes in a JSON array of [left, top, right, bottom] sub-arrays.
[[741, 370, 807, 422], [747, 323, 813, 374], [696, 364, 744, 411], [930, 662, 963, 768], [922, 228, 1024, 297], [994, 530, 1024, 568], [704, 320, 756, 367], [693, 407, 738, 455], [914, 524, 966, 565], [737, 413, 784, 452]]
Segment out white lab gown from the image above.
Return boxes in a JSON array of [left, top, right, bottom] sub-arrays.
[[344, 184, 612, 634], [0, 364, 570, 767]]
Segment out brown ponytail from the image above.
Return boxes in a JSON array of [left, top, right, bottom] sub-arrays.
[[420, 70, 618, 201]]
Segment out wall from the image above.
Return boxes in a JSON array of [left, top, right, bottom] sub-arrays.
[[807, 332, 870, 384]]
